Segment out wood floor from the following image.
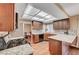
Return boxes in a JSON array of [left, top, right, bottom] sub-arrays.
[[31, 41, 79, 55], [31, 41, 50, 55]]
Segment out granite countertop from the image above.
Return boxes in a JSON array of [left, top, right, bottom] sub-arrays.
[[4, 36, 24, 43], [0, 44, 33, 55], [48, 34, 77, 43]]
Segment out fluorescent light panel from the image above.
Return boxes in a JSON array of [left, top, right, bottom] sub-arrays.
[[37, 11, 48, 17], [32, 17, 39, 20], [22, 14, 33, 19], [24, 5, 33, 14], [45, 15, 57, 19], [24, 4, 40, 16], [22, 4, 57, 23], [39, 19, 45, 21], [32, 17, 45, 21], [45, 15, 53, 19]]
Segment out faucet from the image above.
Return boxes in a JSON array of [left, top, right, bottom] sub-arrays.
[[64, 30, 69, 35]]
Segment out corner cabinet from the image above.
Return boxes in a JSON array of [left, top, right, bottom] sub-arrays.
[[0, 3, 14, 31], [32, 21, 43, 30]]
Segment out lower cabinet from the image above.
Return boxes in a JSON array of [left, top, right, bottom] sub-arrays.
[[32, 35, 39, 43], [44, 33, 49, 41], [49, 39, 62, 55], [44, 33, 52, 41], [44, 33, 54, 41]]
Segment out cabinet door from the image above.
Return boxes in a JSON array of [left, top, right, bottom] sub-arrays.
[[44, 33, 51, 41], [0, 3, 14, 31], [62, 20, 69, 30], [32, 21, 43, 29], [44, 33, 48, 40], [53, 19, 70, 30], [58, 21, 62, 29], [53, 21, 58, 30], [49, 39, 62, 55], [33, 35, 39, 43]]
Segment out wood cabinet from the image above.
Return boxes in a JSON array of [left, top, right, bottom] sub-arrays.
[[0, 3, 14, 31], [44, 32, 55, 41], [49, 39, 62, 55], [44, 33, 51, 41], [53, 18, 70, 30], [32, 35, 39, 43], [69, 16, 79, 48], [32, 21, 43, 30]]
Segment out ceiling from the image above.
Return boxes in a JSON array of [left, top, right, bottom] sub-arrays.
[[22, 4, 58, 23], [16, 3, 79, 23], [15, 3, 27, 17], [60, 3, 79, 16]]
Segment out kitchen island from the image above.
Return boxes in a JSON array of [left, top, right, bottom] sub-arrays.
[[48, 34, 76, 55]]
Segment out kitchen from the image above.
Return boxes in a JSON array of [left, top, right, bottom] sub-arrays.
[[0, 3, 79, 55], [22, 3, 79, 55]]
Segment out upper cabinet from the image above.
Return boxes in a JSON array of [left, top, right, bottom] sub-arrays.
[[0, 3, 14, 31], [32, 21, 43, 30], [53, 18, 70, 30]]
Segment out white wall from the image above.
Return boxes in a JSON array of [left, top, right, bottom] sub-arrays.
[[15, 3, 27, 17], [24, 24, 31, 33], [43, 24, 46, 33]]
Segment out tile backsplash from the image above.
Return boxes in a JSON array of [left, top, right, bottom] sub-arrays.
[[54, 30, 77, 35]]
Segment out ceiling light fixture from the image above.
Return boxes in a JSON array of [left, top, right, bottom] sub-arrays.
[[32, 17, 39, 20], [24, 4, 40, 16], [37, 11, 48, 17], [22, 14, 33, 19], [22, 4, 57, 23]]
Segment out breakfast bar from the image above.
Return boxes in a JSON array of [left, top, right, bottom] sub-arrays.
[[48, 34, 76, 55]]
